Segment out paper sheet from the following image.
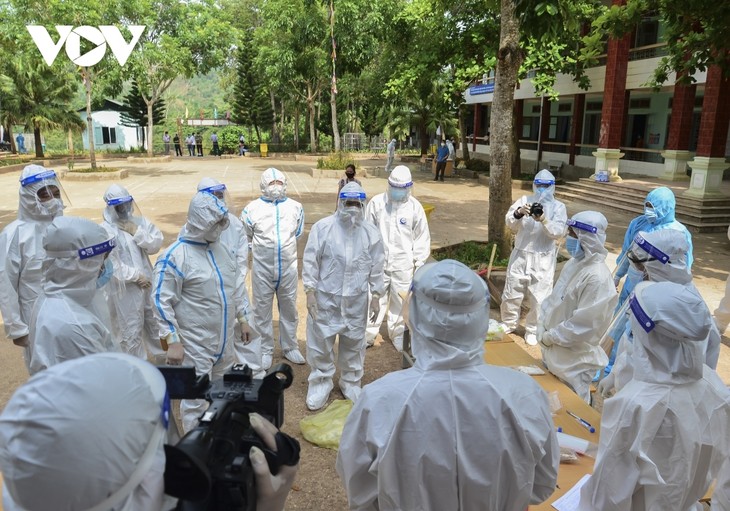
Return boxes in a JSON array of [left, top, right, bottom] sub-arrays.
[[551, 474, 590, 511]]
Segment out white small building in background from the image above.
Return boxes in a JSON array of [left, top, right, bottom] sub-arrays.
[[78, 99, 144, 151]]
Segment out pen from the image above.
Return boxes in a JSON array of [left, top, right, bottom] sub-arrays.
[[567, 410, 595, 433]]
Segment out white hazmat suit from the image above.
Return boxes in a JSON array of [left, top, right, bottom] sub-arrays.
[[101, 184, 164, 359], [539, 211, 617, 402], [0, 165, 65, 368], [197, 178, 260, 374], [714, 225, 730, 335], [29, 216, 120, 375], [385, 138, 396, 172], [302, 183, 385, 409], [153, 192, 245, 432], [365, 165, 430, 350], [0, 353, 171, 511], [606, 228, 721, 395], [501, 169, 567, 342], [578, 281, 730, 511], [241, 168, 305, 369], [337, 259, 559, 511]]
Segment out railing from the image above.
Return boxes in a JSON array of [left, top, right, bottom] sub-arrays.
[[578, 144, 599, 156], [628, 43, 669, 62], [620, 147, 664, 163], [541, 141, 570, 154], [518, 140, 538, 150], [466, 135, 490, 145]]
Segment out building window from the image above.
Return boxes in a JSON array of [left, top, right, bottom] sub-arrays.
[[583, 113, 601, 145], [101, 127, 117, 145]]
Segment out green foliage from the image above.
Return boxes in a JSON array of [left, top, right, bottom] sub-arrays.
[[69, 166, 120, 173], [316, 152, 355, 170], [432, 241, 509, 269], [119, 81, 166, 128]]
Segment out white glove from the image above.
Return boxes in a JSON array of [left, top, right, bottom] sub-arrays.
[[306, 291, 318, 320], [237, 313, 251, 344], [369, 296, 380, 322], [539, 331, 554, 348], [134, 274, 152, 289], [249, 413, 299, 511], [597, 372, 615, 398], [517, 204, 531, 217]]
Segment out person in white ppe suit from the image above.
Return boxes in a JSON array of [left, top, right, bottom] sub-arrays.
[[241, 168, 305, 370], [0, 353, 300, 511], [538, 211, 617, 403], [385, 138, 396, 172], [365, 165, 430, 351], [303, 182, 385, 409], [714, 225, 730, 336], [578, 281, 730, 511], [500, 169, 567, 346], [0, 165, 65, 368], [197, 178, 261, 375], [101, 184, 164, 359], [29, 216, 120, 375], [597, 228, 721, 397], [337, 259, 559, 511], [154, 192, 250, 432]]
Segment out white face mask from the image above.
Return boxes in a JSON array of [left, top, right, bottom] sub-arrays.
[[339, 206, 363, 227], [268, 184, 284, 200], [39, 197, 65, 217]]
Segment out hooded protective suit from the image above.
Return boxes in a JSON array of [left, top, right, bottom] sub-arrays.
[[0, 353, 172, 511], [101, 184, 164, 359], [197, 178, 259, 374], [609, 229, 720, 394], [337, 260, 559, 511], [240, 168, 304, 367], [154, 192, 245, 432], [714, 225, 730, 335], [302, 183, 385, 408], [501, 169, 567, 336], [364, 165, 431, 350], [29, 216, 120, 375], [539, 211, 617, 402], [578, 281, 730, 511], [0, 165, 65, 367], [385, 139, 396, 172]]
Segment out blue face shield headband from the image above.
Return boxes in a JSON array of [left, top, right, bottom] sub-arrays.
[[200, 184, 227, 195], [20, 170, 57, 187], [105, 196, 134, 206], [534, 178, 555, 186], [566, 219, 598, 233], [632, 233, 670, 264], [339, 190, 366, 200], [78, 238, 116, 260], [629, 293, 655, 333]]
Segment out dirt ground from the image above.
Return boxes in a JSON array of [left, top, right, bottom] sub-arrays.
[[0, 155, 728, 509]]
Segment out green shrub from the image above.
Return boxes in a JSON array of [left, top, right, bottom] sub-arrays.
[[69, 166, 120, 173], [465, 159, 490, 173], [317, 152, 356, 170], [432, 241, 509, 269]]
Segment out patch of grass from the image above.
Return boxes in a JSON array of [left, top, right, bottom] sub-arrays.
[[69, 167, 121, 173], [0, 158, 24, 167], [317, 152, 356, 170], [432, 240, 509, 269]]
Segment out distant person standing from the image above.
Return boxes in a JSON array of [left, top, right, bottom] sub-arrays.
[[434, 140, 448, 182], [336, 164, 362, 210], [15, 133, 26, 154], [173, 133, 183, 156], [163, 131, 171, 155], [211, 132, 220, 157], [186, 133, 195, 156], [195, 132, 203, 157], [385, 138, 396, 172], [446, 137, 455, 163], [239, 134, 247, 156]]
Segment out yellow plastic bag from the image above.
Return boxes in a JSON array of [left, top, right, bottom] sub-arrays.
[[300, 399, 353, 450]]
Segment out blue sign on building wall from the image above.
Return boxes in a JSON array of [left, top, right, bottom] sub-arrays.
[[469, 83, 495, 95]]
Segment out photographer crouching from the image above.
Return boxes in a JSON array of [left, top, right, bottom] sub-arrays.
[[0, 353, 299, 511]]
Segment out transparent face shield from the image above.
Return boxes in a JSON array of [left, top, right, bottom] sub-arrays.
[[338, 189, 366, 224], [21, 170, 71, 215], [105, 195, 144, 229], [388, 183, 412, 202], [198, 183, 231, 208], [597, 299, 631, 360]]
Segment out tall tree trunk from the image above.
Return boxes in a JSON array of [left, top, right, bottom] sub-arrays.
[[294, 104, 300, 150], [146, 99, 154, 157], [33, 124, 43, 158], [269, 89, 279, 143], [419, 118, 429, 155], [83, 67, 97, 170], [307, 83, 317, 153], [489, 0, 523, 255], [331, 90, 340, 151], [67, 129, 74, 158], [280, 99, 285, 144], [7, 122, 17, 153], [458, 103, 470, 162]]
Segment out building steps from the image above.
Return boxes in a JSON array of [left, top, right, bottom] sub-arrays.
[[555, 178, 730, 232]]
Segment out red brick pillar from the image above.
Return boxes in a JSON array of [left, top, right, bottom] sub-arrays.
[[696, 65, 730, 157], [569, 94, 585, 165], [473, 103, 480, 152], [599, 29, 632, 149], [666, 81, 696, 150]]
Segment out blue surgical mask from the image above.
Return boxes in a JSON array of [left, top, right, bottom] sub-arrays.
[[97, 258, 114, 289], [565, 237, 584, 259], [644, 206, 657, 223], [389, 188, 408, 202]]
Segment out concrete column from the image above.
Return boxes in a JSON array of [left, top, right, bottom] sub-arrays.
[[684, 65, 730, 198], [661, 78, 696, 180], [569, 94, 585, 165]]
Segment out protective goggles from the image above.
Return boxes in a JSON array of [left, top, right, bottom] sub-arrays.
[[566, 219, 598, 234], [628, 233, 670, 264], [629, 292, 655, 333], [105, 195, 134, 206], [534, 178, 555, 186]]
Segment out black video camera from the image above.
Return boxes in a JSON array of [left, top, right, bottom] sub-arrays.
[[529, 202, 544, 217], [158, 363, 298, 511]]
